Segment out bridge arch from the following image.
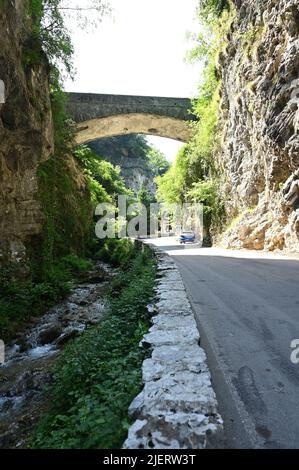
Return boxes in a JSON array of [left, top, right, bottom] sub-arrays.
[[66, 93, 196, 144]]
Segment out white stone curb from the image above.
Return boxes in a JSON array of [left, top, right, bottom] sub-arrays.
[[123, 247, 223, 449]]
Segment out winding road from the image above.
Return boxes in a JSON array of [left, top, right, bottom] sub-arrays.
[[146, 237, 299, 449]]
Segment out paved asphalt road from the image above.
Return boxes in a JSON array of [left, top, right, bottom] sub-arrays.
[[146, 237, 299, 449]]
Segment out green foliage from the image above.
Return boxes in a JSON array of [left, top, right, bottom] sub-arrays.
[[36, 154, 94, 277], [88, 135, 170, 190], [156, 146, 192, 204], [187, 180, 224, 228], [59, 255, 93, 274], [32, 249, 156, 449], [0, 255, 92, 341], [25, 0, 110, 76], [22, 0, 72, 74], [137, 183, 154, 207], [74, 146, 130, 205], [95, 238, 136, 268], [50, 70, 75, 154], [156, 1, 233, 234], [197, 0, 229, 22], [187, 0, 229, 64], [36, 144, 130, 279], [147, 147, 170, 177]]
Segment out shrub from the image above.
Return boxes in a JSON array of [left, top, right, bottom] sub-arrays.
[[0, 255, 93, 341], [32, 249, 156, 449], [95, 238, 136, 268], [59, 255, 93, 275]]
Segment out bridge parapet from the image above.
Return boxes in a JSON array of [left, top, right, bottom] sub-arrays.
[[65, 92, 196, 143], [66, 92, 195, 122]]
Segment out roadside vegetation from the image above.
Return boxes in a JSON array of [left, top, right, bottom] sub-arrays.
[[32, 244, 156, 449], [156, 0, 231, 241]]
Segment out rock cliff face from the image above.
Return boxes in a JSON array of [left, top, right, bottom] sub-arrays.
[[89, 136, 156, 196], [218, 0, 299, 252], [0, 1, 54, 264]]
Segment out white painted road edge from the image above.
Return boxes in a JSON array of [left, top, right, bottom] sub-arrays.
[[123, 246, 223, 449]]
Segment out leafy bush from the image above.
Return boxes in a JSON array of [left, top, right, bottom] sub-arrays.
[[32, 249, 156, 449], [198, 0, 228, 22], [95, 238, 136, 268], [0, 269, 69, 341], [188, 180, 225, 229], [74, 146, 129, 205], [0, 255, 94, 341], [59, 255, 93, 275]]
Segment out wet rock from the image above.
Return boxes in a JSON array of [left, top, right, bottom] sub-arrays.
[[11, 371, 34, 396], [38, 325, 63, 346], [0, 262, 114, 449], [146, 304, 158, 315], [0, 398, 14, 413], [55, 328, 82, 346], [16, 338, 30, 353], [79, 271, 106, 284]]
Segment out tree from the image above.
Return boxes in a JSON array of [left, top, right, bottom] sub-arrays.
[[74, 146, 130, 204], [148, 148, 170, 177], [27, 0, 111, 77], [156, 146, 190, 205], [197, 0, 228, 22], [138, 183, 154, 207]]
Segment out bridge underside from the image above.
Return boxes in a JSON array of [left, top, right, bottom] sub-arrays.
[[75, 113, 192, 144]]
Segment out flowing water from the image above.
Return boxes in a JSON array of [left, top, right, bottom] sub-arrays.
[[0, 262, 116, 448]]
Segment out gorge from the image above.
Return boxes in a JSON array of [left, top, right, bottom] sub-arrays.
[[0, 0, 299, 452]]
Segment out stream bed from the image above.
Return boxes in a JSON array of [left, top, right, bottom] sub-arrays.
[[0, 261, 116, 448]]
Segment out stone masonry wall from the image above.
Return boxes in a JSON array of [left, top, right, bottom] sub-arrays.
[[124, 247, 223, 449]]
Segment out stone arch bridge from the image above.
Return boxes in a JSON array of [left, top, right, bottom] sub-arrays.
[[66, 93, 196, 144]]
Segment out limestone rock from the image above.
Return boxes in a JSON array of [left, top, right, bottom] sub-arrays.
[[218, 0, 299, 253], [0, 2, 54, 264]]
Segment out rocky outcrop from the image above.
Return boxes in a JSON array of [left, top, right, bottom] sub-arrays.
[[88, 135, 156, 196], [218, 0, 299, 252], [124, 249, 223, 449], [0, 1, 54, 264]]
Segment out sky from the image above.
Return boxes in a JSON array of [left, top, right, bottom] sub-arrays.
[[65, 0, 202, 161]]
